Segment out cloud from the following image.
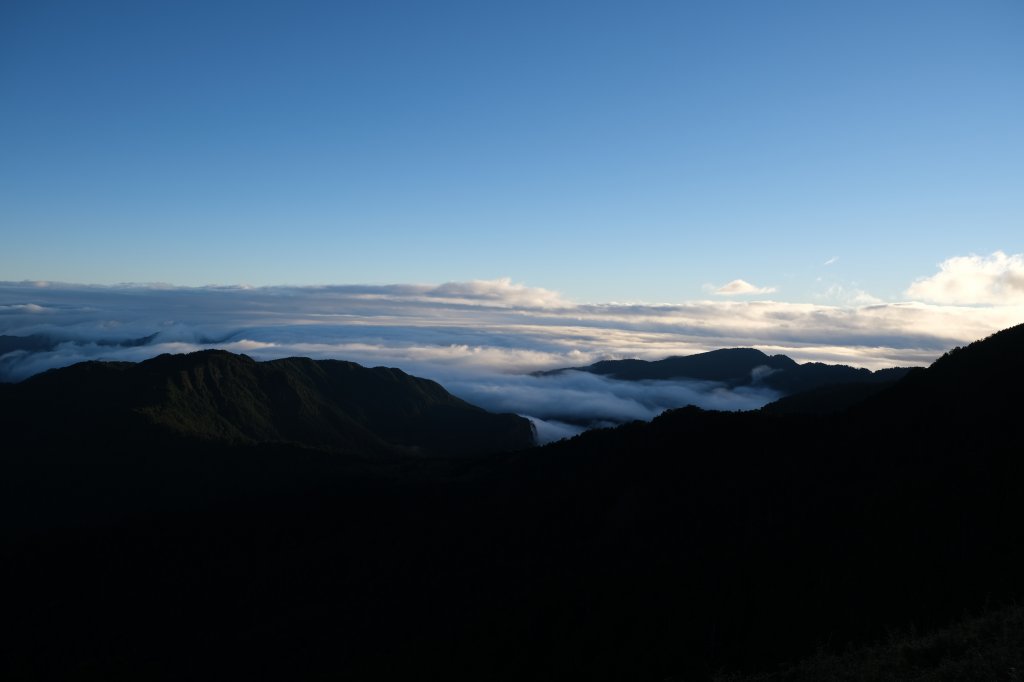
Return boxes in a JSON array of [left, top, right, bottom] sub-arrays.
[[526, 418, 588, 444], [816, 284, 883, 306], [427, 278, 568, 308], [824, 257, 839, 266], [712, 279, 777, 296], [1, 273, 1023, 439], [906, 252, 1024, 305], [1, 277, 1020, 380], [445, 371, 780, 443], [0, 303, 51, 313]]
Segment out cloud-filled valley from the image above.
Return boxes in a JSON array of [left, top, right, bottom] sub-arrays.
[[445, 370, 781, 442]]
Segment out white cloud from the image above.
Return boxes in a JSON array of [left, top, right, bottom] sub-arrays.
[[0, 303, 51, 313], [445, 371, 780, 443], [427, 278, 568, 308], [712, 279, 777, 296], [907, 251, 1024, 305], [824, 257, 839, 266], [451, 371, 776, 421], [816, 284, 883, 306], [1, 275, 1021, 385]]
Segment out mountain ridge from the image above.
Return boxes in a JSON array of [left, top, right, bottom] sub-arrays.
[[538, 346, 915, 396], [8, 349, 535, 456]]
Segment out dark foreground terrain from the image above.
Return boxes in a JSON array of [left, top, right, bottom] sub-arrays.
[[3, 325, 1024, 680]]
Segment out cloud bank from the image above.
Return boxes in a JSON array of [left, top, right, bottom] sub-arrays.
[[2, 260, 1022, 442]]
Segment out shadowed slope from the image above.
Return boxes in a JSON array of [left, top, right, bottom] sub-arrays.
[[854, 321, 1024, 426]]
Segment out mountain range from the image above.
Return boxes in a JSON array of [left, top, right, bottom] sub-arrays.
[[540, 346, 913, 394], [2, 324, 1023, 680]]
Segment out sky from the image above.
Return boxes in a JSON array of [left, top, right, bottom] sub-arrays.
[[2, 1, 1024, 435], [2, 0, 1021, 301]]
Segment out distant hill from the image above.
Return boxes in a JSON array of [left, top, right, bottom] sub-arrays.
[[540, 347, 914, 394], [0, 333, 57, 355], [0, 332, 160, 357], [4, 349, 535, 456]]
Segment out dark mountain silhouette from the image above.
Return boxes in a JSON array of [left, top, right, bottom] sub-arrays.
[[6, 349, 535, 456], [853, 325, 1024, 424], [539, 347, 797, 382], [0, 333, 58, 355], [0, 332, 160, 357], [760, 380, 897, 415], [540, 347, 914, 394], [3, 324, 1023, 681]]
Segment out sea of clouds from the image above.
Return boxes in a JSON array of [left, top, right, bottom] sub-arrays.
[[3, 253, 1023, 442]]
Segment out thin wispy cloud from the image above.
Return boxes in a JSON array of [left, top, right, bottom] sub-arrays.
[[824, 257, 839, 266]]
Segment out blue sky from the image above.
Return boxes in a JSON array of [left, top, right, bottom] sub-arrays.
[[2, 0, 1022, 303]]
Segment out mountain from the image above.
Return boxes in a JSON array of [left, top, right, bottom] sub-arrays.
[[0, 331, 160, 357], [853, 324, 1024, 425], [760, 380, 898, 415], [539, 347, 797, 382], [0, 333, 57, 355], [540, 347, 914, 394], [494, 323, 1024, 676], [3, 349, 535, 456], [3, 325, 1023, 681]]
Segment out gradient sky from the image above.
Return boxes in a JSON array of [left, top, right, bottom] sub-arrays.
[[2, 0, 1022, 303]]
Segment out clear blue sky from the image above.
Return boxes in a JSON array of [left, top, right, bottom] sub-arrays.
[[2, 0, 1021, 302]]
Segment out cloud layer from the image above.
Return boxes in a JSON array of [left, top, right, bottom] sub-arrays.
[[2, 262, 1022, 442]]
